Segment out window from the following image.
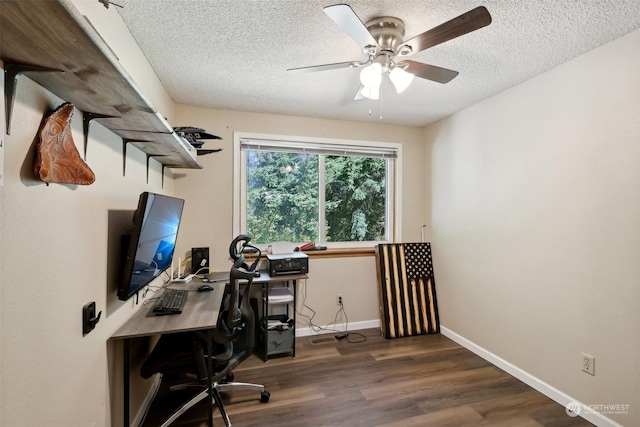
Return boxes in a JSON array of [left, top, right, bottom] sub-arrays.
[[233, 133, 401, 247]]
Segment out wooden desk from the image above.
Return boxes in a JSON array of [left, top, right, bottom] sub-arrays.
[[110, 280, 225, 427]]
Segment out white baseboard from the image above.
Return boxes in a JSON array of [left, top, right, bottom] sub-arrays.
[[135, 323, 622, 426], [440, 326, 622, 427], [132, 373, 162, 427], [296, 319, 381, 337]]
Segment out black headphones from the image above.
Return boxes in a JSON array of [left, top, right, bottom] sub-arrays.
[[214, 235, 262, 342], [229, 234, 261, 273]]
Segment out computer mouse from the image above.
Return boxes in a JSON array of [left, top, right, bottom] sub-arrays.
[[198, 284, 214, 292]]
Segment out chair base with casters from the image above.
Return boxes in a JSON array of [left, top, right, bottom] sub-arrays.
[[159, 375, 270, 427]]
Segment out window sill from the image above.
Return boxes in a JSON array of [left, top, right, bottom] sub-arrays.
[[244, 247, 375, 261]]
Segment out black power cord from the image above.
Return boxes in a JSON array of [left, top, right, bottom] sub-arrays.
[[334, 301, 366, 343], [296, 280, 367, 343]]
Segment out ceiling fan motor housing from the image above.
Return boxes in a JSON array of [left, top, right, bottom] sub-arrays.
[[365, 17, 409, 57]]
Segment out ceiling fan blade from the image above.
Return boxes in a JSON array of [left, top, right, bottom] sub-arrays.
[[404, 60, 459, 84], [287, 60, 362, 74], [399, 6, 492, 56], [324, 4, 379, 50]]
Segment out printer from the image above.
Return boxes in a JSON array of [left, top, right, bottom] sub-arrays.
[[267, 252, 309, 276]]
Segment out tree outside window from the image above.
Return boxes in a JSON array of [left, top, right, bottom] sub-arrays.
[[324, 155, 386, 242], [236, 134, 399, 246], [246, 151, 319, 243]]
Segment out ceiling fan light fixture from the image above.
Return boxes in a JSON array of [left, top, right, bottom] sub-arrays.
[[360, 62, 383, 88], [389, 66, 414, 93], [360, 85, 380, 100]]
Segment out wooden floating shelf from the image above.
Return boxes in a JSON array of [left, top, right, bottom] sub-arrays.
[[1, 0, 202, 171]]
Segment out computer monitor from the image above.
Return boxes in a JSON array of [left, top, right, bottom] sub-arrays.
[[118, 192, 185, 301]]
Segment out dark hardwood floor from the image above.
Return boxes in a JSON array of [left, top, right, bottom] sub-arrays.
[[141, 328, 593, 427]]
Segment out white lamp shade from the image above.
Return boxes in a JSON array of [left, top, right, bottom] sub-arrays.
[[389, 67, 414, 93], [360, 62, 383, 88], [360, 85, 380, 100]]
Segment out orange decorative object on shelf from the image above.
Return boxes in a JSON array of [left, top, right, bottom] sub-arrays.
[[35, 103, 95, 186]]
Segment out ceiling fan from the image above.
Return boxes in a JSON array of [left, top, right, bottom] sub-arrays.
[[287, 4, 492, 100]]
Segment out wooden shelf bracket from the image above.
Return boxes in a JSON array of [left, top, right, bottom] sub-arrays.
[[121, 138, 152, 177], [4, 63, 64, 135], [146, 154, 168, 184], [82, 112, 119, 160]]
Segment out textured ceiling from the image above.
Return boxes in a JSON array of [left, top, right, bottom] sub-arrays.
[[115, 0, 640, 127]]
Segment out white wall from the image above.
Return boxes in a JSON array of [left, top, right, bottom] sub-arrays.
[[426, 29, 640, 426], [0, 79, 171, 427], [172, 106, 427, 329], [0, 2, 178, 426]]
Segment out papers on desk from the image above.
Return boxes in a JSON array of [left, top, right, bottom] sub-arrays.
[[205, 271, 229, 283], [267, 313, 293, 330], [267, 287, 293, 304], [267, 319, 292, 330], [269, 241, 297, 254]]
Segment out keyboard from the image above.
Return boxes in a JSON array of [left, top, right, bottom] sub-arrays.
[[153, 288, 188, 316]]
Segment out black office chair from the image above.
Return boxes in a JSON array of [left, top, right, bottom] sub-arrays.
[[140, 235, 269, 427]]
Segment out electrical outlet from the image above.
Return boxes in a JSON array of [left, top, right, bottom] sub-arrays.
[[336, 294, 343, 306], [582, 353, 595, 375]]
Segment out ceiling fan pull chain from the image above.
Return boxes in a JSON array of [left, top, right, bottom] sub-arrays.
[[379, 87, 383, 122]]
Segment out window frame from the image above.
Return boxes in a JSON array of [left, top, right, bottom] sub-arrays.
[[233, 132, 402, 248]]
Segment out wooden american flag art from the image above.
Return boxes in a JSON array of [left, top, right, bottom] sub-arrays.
[[375, 243, 440, 338]]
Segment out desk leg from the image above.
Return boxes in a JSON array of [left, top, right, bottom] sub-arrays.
[[292, 280, 297, 358], [263, 282, 268, 361], [207, 329, 213, 427], [123, 338, 130, 427]]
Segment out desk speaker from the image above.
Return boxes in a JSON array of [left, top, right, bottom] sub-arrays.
[[191, 247, 209, 274]]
